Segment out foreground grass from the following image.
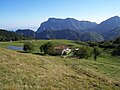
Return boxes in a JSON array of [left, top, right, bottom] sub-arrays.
[[0, 47, 120, 90]]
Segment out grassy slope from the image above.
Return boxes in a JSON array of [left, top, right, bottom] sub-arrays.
[[0, 47, 120, 90]]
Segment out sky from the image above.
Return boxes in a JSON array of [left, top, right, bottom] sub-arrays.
[[0, 0, 120, 31]]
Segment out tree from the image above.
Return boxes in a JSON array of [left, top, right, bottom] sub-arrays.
[[40, 44, 45, 52], [93, 46, 101, 61], [40, 42, 55, 55], [23, 42, 34, 53], [0, 29, 32, 42]]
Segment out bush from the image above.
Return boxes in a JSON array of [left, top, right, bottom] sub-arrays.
[[74, 46, 92, 59], [23, 42, 34, 53], [112, 45, 120, 56], [40, 44, 45, 52], [114, 37, 120, 44]]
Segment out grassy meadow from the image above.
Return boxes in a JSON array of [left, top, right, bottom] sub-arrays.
[[0, 40, 120, 90]]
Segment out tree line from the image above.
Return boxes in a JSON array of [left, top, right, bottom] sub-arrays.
[[0, 29, 32, 41]]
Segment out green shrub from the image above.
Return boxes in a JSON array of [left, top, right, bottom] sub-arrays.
[[23, 42, 34, 53], [93, 46, 102, 61], [74, 46, 92, 59]]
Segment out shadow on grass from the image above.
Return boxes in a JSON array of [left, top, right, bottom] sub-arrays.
[[17, 51, 29, 53], [17, 51, 46, 56], [33, 52, 46, 56]]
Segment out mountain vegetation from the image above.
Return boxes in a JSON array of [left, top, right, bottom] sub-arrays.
[[16, 29, 36, 38], [87, 36, 120, 57], [0, 29, 32, 41], [36, 29, 104, 42]]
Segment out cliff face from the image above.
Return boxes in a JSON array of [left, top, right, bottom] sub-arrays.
[[36, 18, 98, 33]]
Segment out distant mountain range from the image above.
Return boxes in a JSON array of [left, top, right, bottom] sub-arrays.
[[15, 16, 120, 42]]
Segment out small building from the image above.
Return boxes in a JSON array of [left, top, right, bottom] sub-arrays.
[[54, 45, 71, 55]]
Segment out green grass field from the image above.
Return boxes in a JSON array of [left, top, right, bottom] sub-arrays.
[[0, 40, 120, 90]]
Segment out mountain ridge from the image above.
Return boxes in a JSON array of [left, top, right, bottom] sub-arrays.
[[13, 16, 120, 42], [36, 18, 98, 33], [95, 16, 120, 33]]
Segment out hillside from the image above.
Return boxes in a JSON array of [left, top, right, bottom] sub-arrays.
[[0, 41, 120, 90]]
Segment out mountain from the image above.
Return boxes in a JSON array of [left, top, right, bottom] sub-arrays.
[[36, 18, 101, 41], [94, 16, 120, 40], [15, 16, 120, 42], [95, 16, 120, 33], [16, 29, 36, 38], [36, 18, 98, 33], [36, 29, 104, 42]]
